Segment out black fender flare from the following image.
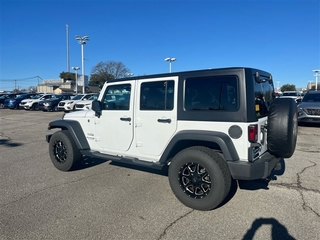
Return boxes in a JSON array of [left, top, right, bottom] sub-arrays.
[[46, 119, 90, 150], [159, 130, 239, 163]]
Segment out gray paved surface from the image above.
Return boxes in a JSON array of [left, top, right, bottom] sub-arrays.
[[0, 109, 319, 240]]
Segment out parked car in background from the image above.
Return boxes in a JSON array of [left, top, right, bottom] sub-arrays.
[[74, 94, 99, 111], [38, 94, 75, 112], [281, 91, 303, 104], [297, 90, 320, 123], [58, 93, 96, 112], [21, 94, 54, 110], [0, 93, 23, 108], [4, 93, 39, 109]]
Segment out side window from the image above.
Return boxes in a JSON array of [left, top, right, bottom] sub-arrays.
[[102, 84, 131, 110], [254, 81, 274, 118], [185, 75, 238, 111], [140, 80, 174, 110]]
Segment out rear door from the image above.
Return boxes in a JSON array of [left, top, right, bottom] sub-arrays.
[[134, 76, 178, 157]]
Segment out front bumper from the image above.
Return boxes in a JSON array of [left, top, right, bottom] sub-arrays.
[[227, 152, 282, 180], [39, 105, 55, 111], [298, 110, 320, 123], [23, 104, 33, 109]]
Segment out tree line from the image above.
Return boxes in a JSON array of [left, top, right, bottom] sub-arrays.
[[60, 60, 130, 88]]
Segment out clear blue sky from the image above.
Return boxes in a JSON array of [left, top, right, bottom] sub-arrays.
[[0, 0, 319, 91]]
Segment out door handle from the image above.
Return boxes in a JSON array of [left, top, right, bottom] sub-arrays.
[[157, 118, 171, 123], [120, 117, 131, 122]]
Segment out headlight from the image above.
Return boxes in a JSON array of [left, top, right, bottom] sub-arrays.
[[66, 101, 73, 105]]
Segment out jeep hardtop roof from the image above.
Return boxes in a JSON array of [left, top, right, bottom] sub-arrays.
[[106, 67, 272, 83]]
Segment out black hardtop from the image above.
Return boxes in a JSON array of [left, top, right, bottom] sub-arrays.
[[106, 67, 272, 83]]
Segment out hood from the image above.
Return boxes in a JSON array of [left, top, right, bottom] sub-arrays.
[[63, 109, 95, 119], [76, 99, 93, 105], [298, 101, 320, 109]]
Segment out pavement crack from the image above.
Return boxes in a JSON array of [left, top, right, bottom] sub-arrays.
[[295, 148, 320, 153], [157, 209, 194, 240], [273, 160, 320, 218], [0, 132, 11, 140]]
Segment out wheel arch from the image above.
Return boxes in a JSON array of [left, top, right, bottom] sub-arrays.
[[159, 130, 239, 164], [46, 119, 90, 150]]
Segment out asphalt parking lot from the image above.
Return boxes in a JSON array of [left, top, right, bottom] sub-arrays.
[[0, 109, 319, 240]]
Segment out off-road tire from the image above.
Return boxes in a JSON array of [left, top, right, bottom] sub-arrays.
[[49, 130, 82, 171], [168, 146, 231, 211], [267, 98, 298, 158]]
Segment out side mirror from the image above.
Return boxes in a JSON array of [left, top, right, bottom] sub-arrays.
[[92, 100, 102, 117]]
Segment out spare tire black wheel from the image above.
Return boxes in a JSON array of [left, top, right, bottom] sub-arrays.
[[267, 98, 298, 158], [168, 146, 231, 211]]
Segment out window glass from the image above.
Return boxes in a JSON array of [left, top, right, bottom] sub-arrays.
[[185, 75, 238, 111], [254, 80, 274, 118], [102, 84, 131, 110], [140, 80, 174, 110]]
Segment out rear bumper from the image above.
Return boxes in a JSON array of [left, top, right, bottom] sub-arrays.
[[227, 152, 281, 180]]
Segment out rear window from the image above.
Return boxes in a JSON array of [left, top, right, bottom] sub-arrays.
[[184, 75, 238, 111], [254, 79, 274, 118]]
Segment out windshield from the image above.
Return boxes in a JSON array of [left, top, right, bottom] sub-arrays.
[[72, 94, 84, 100], [16, 94, 29, 99], [31, 94, 43, 99], [303, 93, 320, 102], [88, 94, 99, 100], [0, 94, 10, 99]]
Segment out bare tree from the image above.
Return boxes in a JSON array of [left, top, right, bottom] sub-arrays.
[[90, 61, 130, 86]]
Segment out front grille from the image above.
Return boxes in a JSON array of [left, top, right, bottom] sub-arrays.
[[306, 109, 320, 116], [59, 102, 65, 106], [76, 104, 84, 108]]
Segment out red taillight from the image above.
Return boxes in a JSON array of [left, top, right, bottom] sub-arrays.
[[248, 124, 258, 143]]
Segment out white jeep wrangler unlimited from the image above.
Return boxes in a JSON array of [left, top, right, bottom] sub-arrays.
[[46, 67, 298, 210]]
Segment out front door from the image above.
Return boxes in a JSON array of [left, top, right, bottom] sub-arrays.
[[95, 81, 134, 152]]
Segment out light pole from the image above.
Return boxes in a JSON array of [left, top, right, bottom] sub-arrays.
[[72, 66, 80, 94], [312, 69, 319, 91], [76, 35, 89, 94], [164, 57, 176, 73]]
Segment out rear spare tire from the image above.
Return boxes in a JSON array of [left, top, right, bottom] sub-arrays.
[[267, 98, 298, 158]]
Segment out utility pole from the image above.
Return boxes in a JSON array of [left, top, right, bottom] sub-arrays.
[[66, 24, 70, 72], [313, 69, 319, 91]]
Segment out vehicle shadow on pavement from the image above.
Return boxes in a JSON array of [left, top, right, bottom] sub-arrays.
[[74, 157, 287, 210], [219, 158, 287, 208], [0, 139, 23, 147]]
